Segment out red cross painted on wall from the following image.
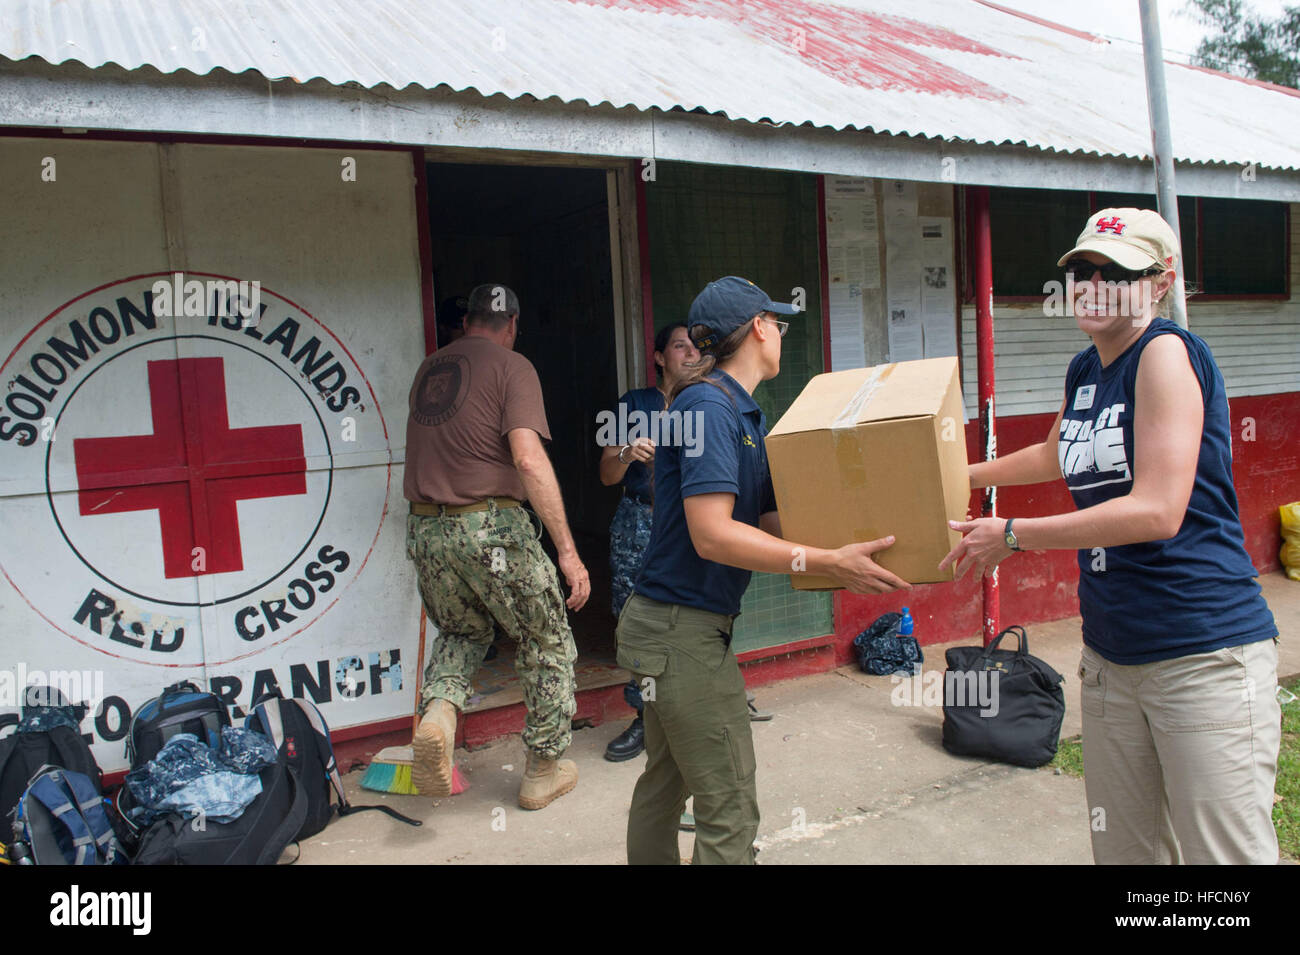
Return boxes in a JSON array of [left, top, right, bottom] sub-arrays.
[[73, 357, 307, 579]]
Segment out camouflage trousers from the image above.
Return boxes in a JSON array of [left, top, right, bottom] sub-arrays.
[[610, 496, 654, 713], [609, 496, 653, 617], [406, 503, 577, 759]]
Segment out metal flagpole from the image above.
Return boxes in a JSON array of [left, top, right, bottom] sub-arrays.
[[1138, 0, 1189, 328]]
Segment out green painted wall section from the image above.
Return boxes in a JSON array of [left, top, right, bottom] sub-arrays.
[[644, 162, 832, 653]]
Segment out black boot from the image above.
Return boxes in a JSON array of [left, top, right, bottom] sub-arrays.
[[604, 716, 645, 762]]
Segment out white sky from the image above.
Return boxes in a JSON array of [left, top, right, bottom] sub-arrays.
[[997, 0, 1293, 64]]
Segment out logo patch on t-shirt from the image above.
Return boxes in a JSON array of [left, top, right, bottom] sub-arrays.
[[1073, 384, 1095, 411], [1059, 402, 1129, 489], [412, 353, 470, 426]]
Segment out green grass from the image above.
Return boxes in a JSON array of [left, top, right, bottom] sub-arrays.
[[1045, 678, 1300, 860], [1275, 676, 1300, 861], [1050, 736, 1084, 777]]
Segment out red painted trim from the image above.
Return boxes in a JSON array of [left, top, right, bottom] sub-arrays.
[[971, 185, 999, 645], [953, 184, 967, 390], [816, 175, 833, 372], [735, 633, 833, 663], [411, 151, 439, 356], [1173, 61, 1300, 100], [961, 186, 975, 303], [635, 166, 656, 385], [0, 125, 414, 152], [332, 715, 412, 743], [973, 0, 1106, 43]]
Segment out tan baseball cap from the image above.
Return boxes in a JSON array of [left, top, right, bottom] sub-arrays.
[[1056, 207, 1180, 272]]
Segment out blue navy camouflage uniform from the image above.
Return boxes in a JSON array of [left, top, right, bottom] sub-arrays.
[[608, 386, 666, 713]]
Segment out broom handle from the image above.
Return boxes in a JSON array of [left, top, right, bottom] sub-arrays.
[[412, 607, 427, 736]]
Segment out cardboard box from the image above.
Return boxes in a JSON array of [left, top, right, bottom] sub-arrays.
[[766, 356, 969, 589]]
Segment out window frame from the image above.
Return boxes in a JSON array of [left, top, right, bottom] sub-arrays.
[[961, 188, 1292, 304]]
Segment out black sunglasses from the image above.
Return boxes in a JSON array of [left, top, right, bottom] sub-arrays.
[[1063, 257, 1162, 283]]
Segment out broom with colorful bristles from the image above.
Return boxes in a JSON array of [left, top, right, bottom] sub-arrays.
[[360, 744, 469, 795], [360, 610, 469, 796]]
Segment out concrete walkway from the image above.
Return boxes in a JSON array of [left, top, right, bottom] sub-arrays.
[[304, 571, 1299, 864]]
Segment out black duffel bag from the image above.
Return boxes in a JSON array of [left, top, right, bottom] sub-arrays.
[[941, 625, 1065, 768], [131, 760, 306, 865]]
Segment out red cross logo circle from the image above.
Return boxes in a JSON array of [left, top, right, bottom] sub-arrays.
[[54, 342, 329, 602], [0, 273, 390, 667]]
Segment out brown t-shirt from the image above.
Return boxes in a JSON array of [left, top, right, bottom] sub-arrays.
[[403, 335, 551, 506]]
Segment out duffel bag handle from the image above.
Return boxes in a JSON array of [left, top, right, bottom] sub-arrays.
[[981, 625, 1029, 660]]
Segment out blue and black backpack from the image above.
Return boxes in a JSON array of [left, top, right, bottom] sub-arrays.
[[9, 765, 126, 865], [126, 680, 229, 769], [245, 690, 419, 838]]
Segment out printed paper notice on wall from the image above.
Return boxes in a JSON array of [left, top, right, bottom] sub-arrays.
[[822, 175, 881, 370], [919, 216, 957, 358]]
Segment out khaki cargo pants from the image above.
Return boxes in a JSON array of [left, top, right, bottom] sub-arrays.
[[1079, 638, 1281, 864], [407, 503, 577, 759], [618, 593, 759, 865]]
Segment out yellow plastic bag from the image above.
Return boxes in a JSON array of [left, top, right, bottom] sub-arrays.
[[1282, 502, 1300, 582]]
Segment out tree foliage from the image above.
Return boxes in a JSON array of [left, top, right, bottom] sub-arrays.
[[1183, 0, 1300, 88]]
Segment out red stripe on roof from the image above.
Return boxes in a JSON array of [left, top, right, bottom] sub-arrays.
[[972, 0, 1107, 44], [1173, 60, 1300, 100], [574, 0, 1020, 99]]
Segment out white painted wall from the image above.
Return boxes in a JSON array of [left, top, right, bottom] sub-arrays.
[[0, 137, 426, 771]]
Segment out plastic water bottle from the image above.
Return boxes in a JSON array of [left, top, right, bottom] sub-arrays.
[[899, 606, 914, 637]]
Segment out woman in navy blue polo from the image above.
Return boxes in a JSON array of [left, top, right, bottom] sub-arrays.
[[941, 209, 1281, 864], [618, 276, 910, 865], [598, 322, 698, 762]]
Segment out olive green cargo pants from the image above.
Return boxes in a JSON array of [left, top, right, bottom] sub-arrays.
[[617, 593, 759, 865]]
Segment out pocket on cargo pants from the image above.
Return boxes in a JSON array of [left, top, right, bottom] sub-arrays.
[[616, 598, 672, 705], [1078, 647, 1105, 718]]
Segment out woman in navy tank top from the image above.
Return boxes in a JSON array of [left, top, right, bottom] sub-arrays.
[[940, 208, 1280, 864]]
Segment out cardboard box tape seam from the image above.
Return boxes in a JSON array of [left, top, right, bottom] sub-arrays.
[[831, 364, 887, 430]]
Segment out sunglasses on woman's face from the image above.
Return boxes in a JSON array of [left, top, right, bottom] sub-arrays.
[[1063, 257, 1160, 283]]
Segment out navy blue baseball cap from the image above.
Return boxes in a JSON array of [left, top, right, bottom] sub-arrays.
[[687, 276, 799, 350]]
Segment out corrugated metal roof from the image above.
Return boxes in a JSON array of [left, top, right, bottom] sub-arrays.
[[4, 0, 1300, 170]]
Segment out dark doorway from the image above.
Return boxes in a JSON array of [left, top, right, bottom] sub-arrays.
[[424, 161, 626, 711]]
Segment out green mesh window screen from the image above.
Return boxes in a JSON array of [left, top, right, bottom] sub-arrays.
[[645, 162, 833, 654]]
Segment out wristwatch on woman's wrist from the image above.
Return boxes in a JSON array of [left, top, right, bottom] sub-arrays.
[[1004, 518, 1021, 552]]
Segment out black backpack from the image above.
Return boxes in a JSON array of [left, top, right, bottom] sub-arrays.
[[127, 681, 230, 769], [245, 691, 419, 838], [131, 760, 307, 865], [1, 708, 104, 833]]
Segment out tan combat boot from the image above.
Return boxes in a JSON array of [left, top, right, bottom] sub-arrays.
[[411, 699, 457, 797], [517, 751, 578, 810]]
